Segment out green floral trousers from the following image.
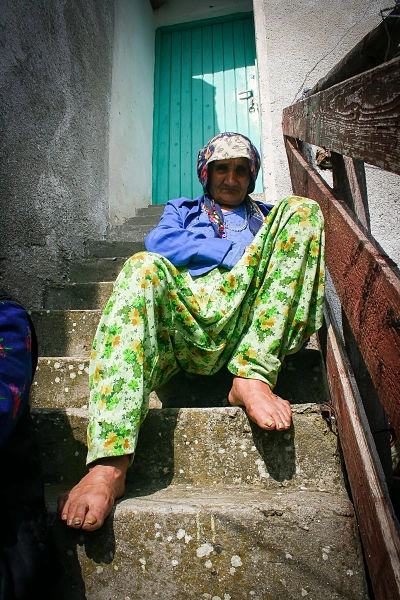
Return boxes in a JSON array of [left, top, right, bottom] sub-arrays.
[[87, 196, 325, 463]]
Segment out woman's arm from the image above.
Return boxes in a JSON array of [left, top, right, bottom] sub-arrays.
[[145, 199, 233, 273]]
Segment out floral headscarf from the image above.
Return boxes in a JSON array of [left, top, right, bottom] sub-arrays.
[[197, 131, 261, 194]]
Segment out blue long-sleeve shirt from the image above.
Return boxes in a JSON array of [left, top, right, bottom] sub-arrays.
[[145, 196, 272, 276]]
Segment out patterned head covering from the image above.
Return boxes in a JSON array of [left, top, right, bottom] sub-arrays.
[[197, 132, 261, 194]]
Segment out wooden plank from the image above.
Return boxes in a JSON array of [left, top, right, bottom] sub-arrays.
[[282, 57, 400, 175], [324, 305, 400, 600], [284, 137, 400, 439]]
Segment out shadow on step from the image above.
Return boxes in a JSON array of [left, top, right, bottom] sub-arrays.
[[155, 344, 327, 409]]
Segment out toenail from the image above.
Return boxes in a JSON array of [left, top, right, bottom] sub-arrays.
[[73, 518, 82, 526]]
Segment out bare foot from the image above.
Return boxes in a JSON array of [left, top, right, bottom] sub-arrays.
[[228, 376, 292, 431], [58, 455, 130, 531]]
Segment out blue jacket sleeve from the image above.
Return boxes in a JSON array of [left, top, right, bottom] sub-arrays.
[[0, 302, 33, 449], [145, 200, 233, 273]]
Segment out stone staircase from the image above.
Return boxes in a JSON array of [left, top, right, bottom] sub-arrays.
[[29, 205, 370, 600]]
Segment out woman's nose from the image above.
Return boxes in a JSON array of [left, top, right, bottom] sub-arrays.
[[225, 168, 237, 184]]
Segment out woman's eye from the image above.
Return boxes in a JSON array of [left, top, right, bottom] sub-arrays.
[[236, 167, 248, 176]]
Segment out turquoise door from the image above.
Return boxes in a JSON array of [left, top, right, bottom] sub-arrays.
[[152, 13, 263, 205]]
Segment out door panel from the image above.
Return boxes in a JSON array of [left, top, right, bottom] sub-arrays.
[[153, 13, 263, 205]]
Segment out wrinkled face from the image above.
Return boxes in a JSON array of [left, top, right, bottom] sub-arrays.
[[208, 158, 251, 210]]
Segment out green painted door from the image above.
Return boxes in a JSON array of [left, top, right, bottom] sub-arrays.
[[152, 13, 263, 205]]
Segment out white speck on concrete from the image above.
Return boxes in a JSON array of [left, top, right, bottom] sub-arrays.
[[196, 543, 213, 558], [229, 567, 236, 575], [96, 566, 103, 574], [231, 555, 242, 567], [255, 458, 269, 478], [285, 552, 293, 559], [301, 589, 308, 596], [64, 387, 69, 392], [55, 377, 60, 383], [167, 535, 173, 542], [346, 569, 354, 576], [70, 372, 76, 379], [177, 529, 186, 540], [113, 565, 119, 570], [218, 447, 225, 454], [205, 559, 212, 569], [155, 523, 161, 529], [171, 559, 179, 567], [54, 362, 61, 369]]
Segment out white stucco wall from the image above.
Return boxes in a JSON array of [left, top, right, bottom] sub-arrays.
[[253, 0, 399, 263], [108, 0, 155, 226]]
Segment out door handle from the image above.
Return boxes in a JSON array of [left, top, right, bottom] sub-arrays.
[[238, 90, 254, 101]]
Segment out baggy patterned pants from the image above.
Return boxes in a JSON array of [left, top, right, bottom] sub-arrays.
[[86, 197, 325, 464]]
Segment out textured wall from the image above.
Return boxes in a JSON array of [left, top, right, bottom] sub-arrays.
[[0, 0, 113, 308], [254, 0, 399, 263]]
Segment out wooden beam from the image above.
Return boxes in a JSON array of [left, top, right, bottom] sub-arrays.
[[284, 137, 400, 439], [325, 305, 400, 600], [282, 57, 400, 175]]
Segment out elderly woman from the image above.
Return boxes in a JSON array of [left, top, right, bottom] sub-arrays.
[[59, 132, 325, 531]]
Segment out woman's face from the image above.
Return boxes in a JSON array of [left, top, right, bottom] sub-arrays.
[[208, 157, 251, 210]]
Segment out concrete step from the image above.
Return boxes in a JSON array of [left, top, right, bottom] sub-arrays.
[[68, 256, 128, 282], [84, 239, 145, 258], [136, 203, 166, 216], [34, 405, 340, 490], [114, 213, 163, 226], [29, 309, 101, 357], [46, 483, 368, 600], [31, 357, 90, 409], [30, 340, 329, 412], [107, 222, 157, 242], [43, 281, 114, 310]]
